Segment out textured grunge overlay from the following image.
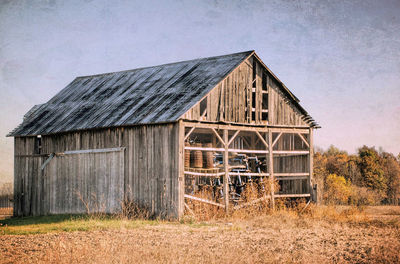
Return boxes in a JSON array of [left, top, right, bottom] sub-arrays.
[[0, 0, 399, 182]]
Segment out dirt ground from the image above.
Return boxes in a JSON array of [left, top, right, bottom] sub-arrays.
[[1, 207, 399, 264]]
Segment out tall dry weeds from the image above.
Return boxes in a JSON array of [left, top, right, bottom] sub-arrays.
[[185, 178, 284, 221]]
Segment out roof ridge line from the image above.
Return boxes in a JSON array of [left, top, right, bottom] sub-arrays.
[[76, 50, 255, 79]]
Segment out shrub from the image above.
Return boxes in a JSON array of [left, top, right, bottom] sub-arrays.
[[349, 186, 381, 206], [323, 174, 351, 204]]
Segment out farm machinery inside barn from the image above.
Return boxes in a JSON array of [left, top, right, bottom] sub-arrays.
[[182, 124, 313, 212], [185, 151, 267, 204]]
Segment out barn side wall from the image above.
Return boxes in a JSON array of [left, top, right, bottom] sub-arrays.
[[13, 123, 180, 218]]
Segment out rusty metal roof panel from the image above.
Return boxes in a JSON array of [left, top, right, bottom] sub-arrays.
[[9, 50, 254, 136]]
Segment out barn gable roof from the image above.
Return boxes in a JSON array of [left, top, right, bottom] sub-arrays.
[[9, 51, 254, 136], [9, 50, 319, 137]]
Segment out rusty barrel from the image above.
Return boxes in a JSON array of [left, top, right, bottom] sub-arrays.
[[193, 143, 203, 168], [204, 143, 214, 169]]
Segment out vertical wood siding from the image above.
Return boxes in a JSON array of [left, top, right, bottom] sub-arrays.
[[44, 150, 124, 214], [268, 78, 307, 126], [13, 123, 180, 218], [182, 55, 308, 127]]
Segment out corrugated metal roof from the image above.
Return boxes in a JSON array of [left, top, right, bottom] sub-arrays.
[[9, 51, 254, 136]]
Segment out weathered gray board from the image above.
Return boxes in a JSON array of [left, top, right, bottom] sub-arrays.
[[14, 156, 44, 216], [46, 149, 124, 214], [14, 123, 180, 218], [14, 148, 124, 216]]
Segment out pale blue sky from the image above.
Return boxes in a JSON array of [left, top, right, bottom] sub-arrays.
[[1, 0, 400, 183]]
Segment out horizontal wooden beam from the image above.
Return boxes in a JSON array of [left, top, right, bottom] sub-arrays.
[[184, 194, 225, 208], [275, 194, 311, 198], [184, 171, 270, 177], [184, 171, 225, 177], [61, 147, 125, 155], [184, 147, 308, 155], [184, 146, 269, 154], [268, 124, 311, 129], [274, 173, 310, 177], [183, 121, 268, 132], [273, 151, 309, 155], [229, 148, 268, 154], [182, 121, 310, 134], [183, 120, 311, 129], [229, 172, 270, 177], [269, 128, 310, 133], [276, 176, 308, 181]]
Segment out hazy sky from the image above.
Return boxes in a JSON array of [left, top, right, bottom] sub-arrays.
[[1, 0, 399, 183]]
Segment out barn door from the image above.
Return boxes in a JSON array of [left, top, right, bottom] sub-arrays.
[[14, 156, 45, 216], [43, 148, 125, 214]]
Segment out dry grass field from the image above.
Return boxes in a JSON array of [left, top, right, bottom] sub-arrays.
[[0, 205, 399, 264]]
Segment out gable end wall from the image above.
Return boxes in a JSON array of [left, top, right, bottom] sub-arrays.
[[181, 55, 309, 127]]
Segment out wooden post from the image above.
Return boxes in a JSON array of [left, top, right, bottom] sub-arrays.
[[309, 127, 314, 202], [223, 129, 229, 213], [178, 120, 185, 218], [268, 129, 275, 209]]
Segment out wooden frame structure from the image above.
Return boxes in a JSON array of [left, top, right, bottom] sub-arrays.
[[180, 121, 314, 214], [9, 50, 319, 218]]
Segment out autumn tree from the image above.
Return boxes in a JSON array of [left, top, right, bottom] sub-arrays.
[[314, 145, 400, 205], [313, 151, 328, 202], [325, 146, 349, 178], [357, 146, 386, 199], [324, 145, 362, 184], [381, 152, 400, 205], [347, 155, 362, 186], [323, 174, 351, 204]]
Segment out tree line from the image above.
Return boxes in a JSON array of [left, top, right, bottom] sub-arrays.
[[314, 145, 400, 205]]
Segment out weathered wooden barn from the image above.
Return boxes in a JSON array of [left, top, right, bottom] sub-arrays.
[[9, 50, 319, 218]]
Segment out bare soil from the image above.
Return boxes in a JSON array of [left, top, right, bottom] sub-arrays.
[[1, 208, 399, 264]]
